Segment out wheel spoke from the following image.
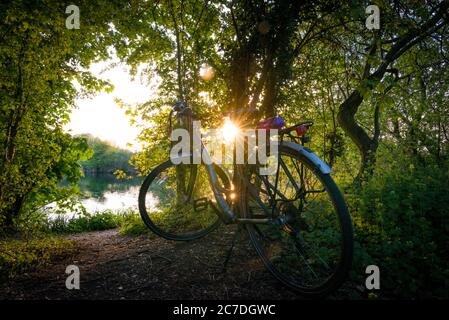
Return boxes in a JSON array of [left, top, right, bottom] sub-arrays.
[[139, 163, 227, 241]]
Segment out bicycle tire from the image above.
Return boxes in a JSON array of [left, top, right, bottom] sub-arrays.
[[244, 145, 353, 297], [138, 160, 229, 241]]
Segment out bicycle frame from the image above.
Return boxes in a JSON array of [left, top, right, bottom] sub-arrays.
[[170, 103, 333, 225], [170, 137, 333, 225], [145, 102, 354, 295]]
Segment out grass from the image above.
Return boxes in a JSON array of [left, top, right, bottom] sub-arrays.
[[118, 213, 152, 236], [0, 236, 78, 279], [45, 207, 213, 237], [46, 210, 152, 236], [49, 211, 125, 233]]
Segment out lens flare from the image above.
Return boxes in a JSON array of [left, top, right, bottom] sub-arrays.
[[199, 64, 214, 81]]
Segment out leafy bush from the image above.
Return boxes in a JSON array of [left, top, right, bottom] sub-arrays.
[[348, 157, 449, 298]]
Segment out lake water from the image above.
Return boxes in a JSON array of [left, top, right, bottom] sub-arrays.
[[74, 174, 144, 212]]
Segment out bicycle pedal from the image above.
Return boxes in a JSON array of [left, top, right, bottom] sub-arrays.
[[193, 197, 209, 212]]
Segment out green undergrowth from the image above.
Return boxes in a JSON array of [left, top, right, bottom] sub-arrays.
[[0, 236, 78, 279]]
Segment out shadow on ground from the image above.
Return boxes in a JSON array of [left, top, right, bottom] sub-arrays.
[[0, 225, 360, 300]]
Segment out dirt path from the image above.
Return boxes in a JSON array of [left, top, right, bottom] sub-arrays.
[[0, 226, 359, 300]]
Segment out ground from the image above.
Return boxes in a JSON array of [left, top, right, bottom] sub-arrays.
[[0, 225, 360, 300]]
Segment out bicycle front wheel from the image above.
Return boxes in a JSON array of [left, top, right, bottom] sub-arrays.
[[242, 146, 353, 297], [138, 161, 230, 241]]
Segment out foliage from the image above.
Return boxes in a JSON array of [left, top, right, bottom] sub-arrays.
[[79, 134, 134, 174], [0, 0, 124, 230], [107, 0, 449, 179], [0, 236, 78, 279], [348, 149, 449, 298], [0, 0, 448, 299]]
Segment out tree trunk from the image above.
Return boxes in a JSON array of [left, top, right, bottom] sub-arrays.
[[337, 1, 448, 181], [2, 195, 24, 232], [337, 90, 380, 180]]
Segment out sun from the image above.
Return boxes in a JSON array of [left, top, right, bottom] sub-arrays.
[[220, 117, 239, 144]]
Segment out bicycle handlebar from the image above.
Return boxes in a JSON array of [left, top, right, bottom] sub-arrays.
[[172, 99, 186, 111]]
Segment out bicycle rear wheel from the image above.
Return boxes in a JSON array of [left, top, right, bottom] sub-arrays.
[[242, 146, 353, 297], [138, 161, 230, 241]]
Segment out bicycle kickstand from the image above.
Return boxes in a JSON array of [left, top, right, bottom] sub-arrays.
[[222, 225, 243, 273]]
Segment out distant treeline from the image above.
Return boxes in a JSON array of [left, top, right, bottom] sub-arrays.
[[78, 134, 135, 175]]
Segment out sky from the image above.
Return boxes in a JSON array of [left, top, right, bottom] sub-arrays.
[[64, 58, 153, 151]]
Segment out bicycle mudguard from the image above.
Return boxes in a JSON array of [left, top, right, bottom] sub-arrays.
[[280, 141, 333, 175]]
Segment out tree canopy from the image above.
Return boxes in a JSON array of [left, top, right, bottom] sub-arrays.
[[0, 0, 448, 298]]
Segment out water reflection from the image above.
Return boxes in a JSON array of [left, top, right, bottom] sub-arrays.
[[74, 174, 143, 212]]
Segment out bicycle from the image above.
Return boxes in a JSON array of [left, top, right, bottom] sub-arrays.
[[138, 100, 353, 297]]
